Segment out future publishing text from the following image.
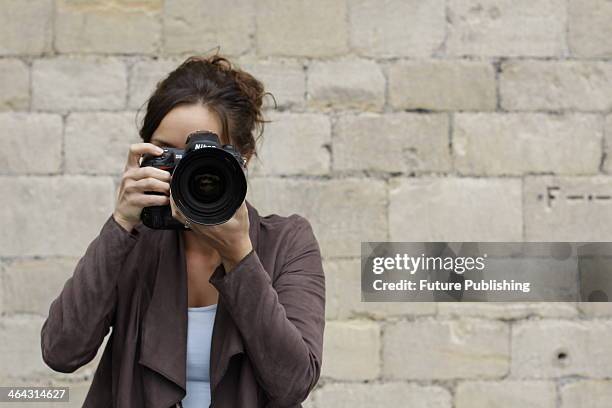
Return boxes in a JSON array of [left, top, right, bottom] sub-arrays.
[[370, 253, 532, 294]]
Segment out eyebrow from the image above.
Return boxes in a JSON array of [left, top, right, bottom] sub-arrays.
[[151, 138, 176, 147]]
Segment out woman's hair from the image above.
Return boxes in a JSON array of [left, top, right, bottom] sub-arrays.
[[138, 53, 272, 161]]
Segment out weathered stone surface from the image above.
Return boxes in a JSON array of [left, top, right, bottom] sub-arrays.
[[32, 58, 127, 112], [389, 60, 496, 111], [0, 0, 52, 55], [313, 382, 452, 408], [0, 262, 4, 316], [322, 320, 380, 381], [0, 113, 63, 174], [308, 59, 385, 111], [579, 302, 612, 318], [238, 58, 305, 110], [334, 113, 450, 174], [561, 380, 612, 408], [248, 112, 330, 176], [383, 319, 510, 380], [246, 178, 387, 258], [0, 59, 29, 110], [163, 0, 254, 56], [0, 315, 109, 383], [55, 0, 162, 54], [0, 315, 54, 378], [324, 258, 436, 320], [454, 113, 602, 175], [2, 1, 611, 397], [65, 112, 142, 175], [389, 177, 523, 241], [456, 381, 556, 408], [349, 0, 446, 58], [256, 0, 348, 57], [128, 59, 180, 109], [603, 115, 612, 173], [511, 320, 612, 378], [500, 61, 612, 111], [524, 176, 612, 241], [0, 176, 116, 257], [438, 303, 578, 320], [446, 0, 566, 57], [3, 258, 79, 316], [568, 0, 612, 58]]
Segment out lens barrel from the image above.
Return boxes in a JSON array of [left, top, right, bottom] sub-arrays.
[[170, 143, 247, 225]]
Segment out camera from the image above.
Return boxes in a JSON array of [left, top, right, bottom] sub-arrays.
[[139, 130, 248, 229]]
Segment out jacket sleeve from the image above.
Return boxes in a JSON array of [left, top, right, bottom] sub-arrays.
[[40, 214, 140, 373], [209, 215, 326, 406]]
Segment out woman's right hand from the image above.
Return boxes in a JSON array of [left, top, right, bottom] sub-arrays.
[[112, 143, 172, 232]]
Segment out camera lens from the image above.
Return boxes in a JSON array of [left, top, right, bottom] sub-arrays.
[[170, 147, 247, 225], [188, 166, 225, 204]]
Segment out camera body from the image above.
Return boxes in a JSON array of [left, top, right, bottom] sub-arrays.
[[140, 130, 248, 229]]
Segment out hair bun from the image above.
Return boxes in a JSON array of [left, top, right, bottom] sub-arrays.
[[232, 69, 264, 110], [140, 52, 270, 163], [185, 55, 265, 110]]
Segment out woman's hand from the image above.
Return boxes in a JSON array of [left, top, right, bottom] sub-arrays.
[[170, 195, 253, 273], [113, 143, 171, 232]]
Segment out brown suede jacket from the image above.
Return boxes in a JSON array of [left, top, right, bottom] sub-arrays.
[[40, 200, 326, 408]]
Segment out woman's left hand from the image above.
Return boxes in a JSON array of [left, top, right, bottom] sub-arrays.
[[170, 195, 253, 273]]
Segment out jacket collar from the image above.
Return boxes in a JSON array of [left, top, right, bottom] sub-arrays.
[[138, 200, 260, 404]]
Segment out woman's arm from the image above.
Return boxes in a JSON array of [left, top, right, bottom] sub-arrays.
[[40, 214, 140, 373], [209, 215, 326, 406]]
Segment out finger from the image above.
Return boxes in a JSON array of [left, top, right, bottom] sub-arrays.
[[126, 143, 165, 169], [130, 193, 170, 207], [125, 166, 172, 182], [131, 177, 170, 195]]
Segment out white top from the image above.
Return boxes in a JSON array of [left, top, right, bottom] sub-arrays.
[[181, 303, 217, 408]]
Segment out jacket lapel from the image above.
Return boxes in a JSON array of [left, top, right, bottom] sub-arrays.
[[138, 200, 261, 404]]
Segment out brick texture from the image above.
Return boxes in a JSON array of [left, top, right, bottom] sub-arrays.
[[55, 0, 162, 54], [349, 0, 446, 58], [0, 0, 52, 56], [322, 320, 380, 381], [511, 320, 612, 378], [3, 3, 612, 405], [256, 0, 347, 57], [456, 381, 556, 408], [500, 61, 612, 111], [453, 113, 602, 175], [389, 60, 496, 111], [0, 59, 30, 110], [446, 0, 566, 57], [383, 319, 510, 380], [568, 0, 612, 58]]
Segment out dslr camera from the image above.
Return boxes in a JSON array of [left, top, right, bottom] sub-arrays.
[[139, 130, 248, 229]]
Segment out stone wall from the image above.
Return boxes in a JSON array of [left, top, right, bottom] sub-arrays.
[[1, 0, 612, 406]]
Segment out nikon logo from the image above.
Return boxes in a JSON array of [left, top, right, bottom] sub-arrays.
[[195, 143, 215, 149]]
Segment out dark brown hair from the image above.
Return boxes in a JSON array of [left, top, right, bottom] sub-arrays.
[[138, 53, 272, 161]]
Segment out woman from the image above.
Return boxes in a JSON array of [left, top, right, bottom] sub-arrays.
[[40, 55, 326, 408]]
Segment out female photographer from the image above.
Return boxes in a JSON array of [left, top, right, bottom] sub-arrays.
[[40, 54, 326, 408]]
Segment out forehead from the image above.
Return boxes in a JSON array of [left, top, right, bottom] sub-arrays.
[[151, 103, 225, 146]]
